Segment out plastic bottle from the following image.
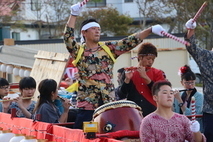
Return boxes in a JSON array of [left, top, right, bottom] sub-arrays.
[[20, 136, 37, 142], [9, 134, 25, 142], [0, 130, 15, 142]]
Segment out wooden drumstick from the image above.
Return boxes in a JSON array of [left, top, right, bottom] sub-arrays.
[[191, 96, 196, 122], [192, 1, 207, 23], [161, 31, 190, 46]]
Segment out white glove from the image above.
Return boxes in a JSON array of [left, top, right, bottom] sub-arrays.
[[70, 2, 82, 16], [190, 120, 200, 133], [185, 19, 197, 29], [152, 24, 166, 36]]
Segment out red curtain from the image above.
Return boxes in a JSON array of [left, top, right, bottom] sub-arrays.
[[0, 113, 122, 142]]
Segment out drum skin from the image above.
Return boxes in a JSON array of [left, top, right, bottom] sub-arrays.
[[93, 100, 143, 134]]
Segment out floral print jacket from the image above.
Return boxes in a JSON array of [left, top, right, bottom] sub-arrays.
[[64, 26, 143, 109]]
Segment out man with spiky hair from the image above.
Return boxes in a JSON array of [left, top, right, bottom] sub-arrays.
[[118, 42, 166, 117]]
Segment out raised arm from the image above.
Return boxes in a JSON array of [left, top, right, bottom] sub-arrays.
[[63, 3, 82, 55], [185, 19, 196, 39], [187, 29, 195, 39], [136, 27, 152, 40], [67, 3, 82, 28], [136, 24, 166, 40], [67, 15, 77, 28]]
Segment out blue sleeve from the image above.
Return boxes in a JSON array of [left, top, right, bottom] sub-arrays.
[[8, 102, 17, 114], [184, 92, 203, 115], [0, 102, 2, 112], [173, 98, 180, 113]]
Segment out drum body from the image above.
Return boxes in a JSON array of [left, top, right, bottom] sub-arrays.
[[93, 100, 143, 134]]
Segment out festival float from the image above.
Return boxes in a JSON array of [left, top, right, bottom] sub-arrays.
[[0, 1, 207, 141], [0, 40, 143, 142]]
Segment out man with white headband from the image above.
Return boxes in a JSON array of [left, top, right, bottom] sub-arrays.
[[63, 2, 166, 129], [80, 22, 100, 43]]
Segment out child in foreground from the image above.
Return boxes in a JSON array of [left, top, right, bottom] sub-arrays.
[[140, 80, 206, 142]]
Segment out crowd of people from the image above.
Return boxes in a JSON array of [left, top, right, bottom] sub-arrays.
[[0, 2, 212, 142]]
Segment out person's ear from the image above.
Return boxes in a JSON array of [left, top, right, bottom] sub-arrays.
[[180, 80, 184, 86], [51, 91, 55, 102], [138, 56, 142, 61], [153, 95, 157, 102], [51, 91, 55, 97], [51, 91, 56, 95], [82, 30, 86, 36], [19, 89, 23, 95]]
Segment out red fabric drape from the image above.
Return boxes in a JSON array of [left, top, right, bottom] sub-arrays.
[[51, 124, 123, 142], [0, 113, 123, 142], [0, 112, 52, 139]]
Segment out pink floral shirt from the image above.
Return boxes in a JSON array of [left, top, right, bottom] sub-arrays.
[[140, 113, 206, 142]]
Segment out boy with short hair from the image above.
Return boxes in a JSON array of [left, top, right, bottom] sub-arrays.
[[140, 80, 205, 142], [4, 77, 36, 118]]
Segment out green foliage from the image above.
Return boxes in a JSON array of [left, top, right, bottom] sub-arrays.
[[172, 0, 213, 50], [10, 21, 27, 32], [136, 0, 213, 50], [196, 83, 203, 87], [0, 6, 17, 26], [76, 7, 133, 36]]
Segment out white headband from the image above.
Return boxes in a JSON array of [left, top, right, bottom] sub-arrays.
[[80, 22, 101, 43], [81, 22, 100, 31]]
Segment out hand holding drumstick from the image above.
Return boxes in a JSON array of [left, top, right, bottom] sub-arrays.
[[185, 2, 207, 31], [152, 25, 190, 46]]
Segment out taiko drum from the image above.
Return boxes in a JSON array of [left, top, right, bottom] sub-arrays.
[[93, 100, 143, 134]]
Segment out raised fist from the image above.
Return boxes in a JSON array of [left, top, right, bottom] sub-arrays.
[[70, 2, 82, 16], [152, 24, 166, 36], [185, 19, 197, 29], [190, 120, 200, 133]]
